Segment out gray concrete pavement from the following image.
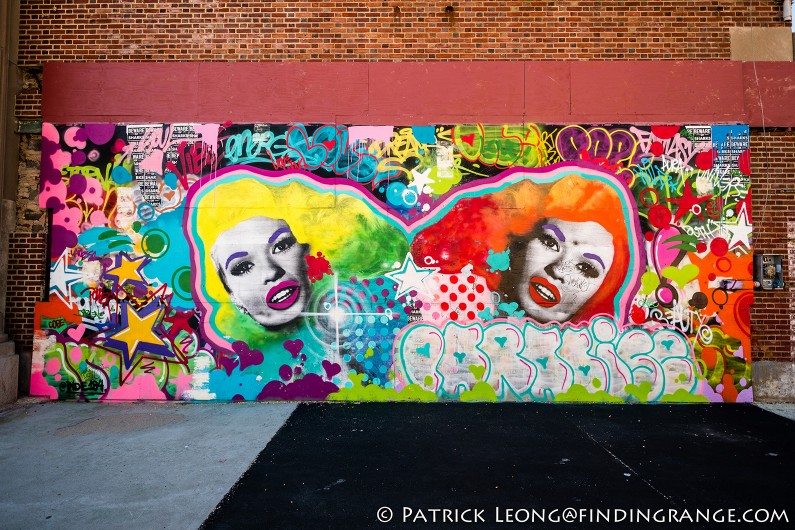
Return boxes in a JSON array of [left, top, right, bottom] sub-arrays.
[[0, 398, 296, 530], [756, 402, 795, 421], [0, 399, 792, 529]]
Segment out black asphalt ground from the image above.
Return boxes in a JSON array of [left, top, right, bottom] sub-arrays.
[[201, 404, 794, 529]]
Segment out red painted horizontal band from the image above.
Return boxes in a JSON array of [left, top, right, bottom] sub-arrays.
[[42, 61, 795, 126]]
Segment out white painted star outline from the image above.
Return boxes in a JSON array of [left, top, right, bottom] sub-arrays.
[[385, 253, 439, 298], [49, 249, 82, 307], [725, 203, 752, 251]]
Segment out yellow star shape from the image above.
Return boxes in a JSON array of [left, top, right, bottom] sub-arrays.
[[108, 254, 146, 284], [111, 304, 166, 358]]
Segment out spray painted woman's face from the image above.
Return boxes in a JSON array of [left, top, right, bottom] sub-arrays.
[[516, 218, 614, 323], [212, 217, 310, 329]]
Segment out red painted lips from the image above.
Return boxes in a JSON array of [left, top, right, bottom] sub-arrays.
[[528, 276, 561, 308]]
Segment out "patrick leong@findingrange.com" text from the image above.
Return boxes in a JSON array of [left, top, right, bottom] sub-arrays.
[[375, 507, 790, 525]]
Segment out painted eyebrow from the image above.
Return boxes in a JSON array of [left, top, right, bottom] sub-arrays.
[[541, 224, 565, 242], [268, 227, 291, 245], [225, 251, 248, 269], [583, 252, 606, 270]]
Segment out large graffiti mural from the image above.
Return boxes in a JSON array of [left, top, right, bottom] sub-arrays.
[[31, 123, 753, 402]]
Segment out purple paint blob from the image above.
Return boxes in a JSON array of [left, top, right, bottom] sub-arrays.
[[322, 360, 342, 379], [700, 381, 724, 402], [71, 150, 87, 166], [68, 174, 87, 195], [283, 339, 304, 358], [279, 364, 293, 381], [256, 373, 339, 401], [50, 225, 78, 257], [219, 354, 237, 376], [240, 347, 264, 370], [40, 137, 65, 186], [736, 387, 754, 403], [84, 123, 116, 145]]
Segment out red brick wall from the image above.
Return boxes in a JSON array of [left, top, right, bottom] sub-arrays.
[[18, 1, 784, 65], [751, 129, 795, 362], [6, 232, 47, 355]]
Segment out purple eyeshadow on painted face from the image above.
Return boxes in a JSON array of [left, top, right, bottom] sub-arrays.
[[268, 227, 291, 245], [542, 224, 566, 242], [225, 251, 248, 269], [583, 252, 606, 270]]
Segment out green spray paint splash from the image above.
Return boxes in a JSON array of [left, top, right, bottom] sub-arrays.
[[554, 384, 625, 403], [660, 389, 709, 403], [459, 382, 498, 402], [624, 381, 653, 403], [328, 373, 438, 402]]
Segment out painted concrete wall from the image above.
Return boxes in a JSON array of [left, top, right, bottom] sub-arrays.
[[30, 122, 751, 402]]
